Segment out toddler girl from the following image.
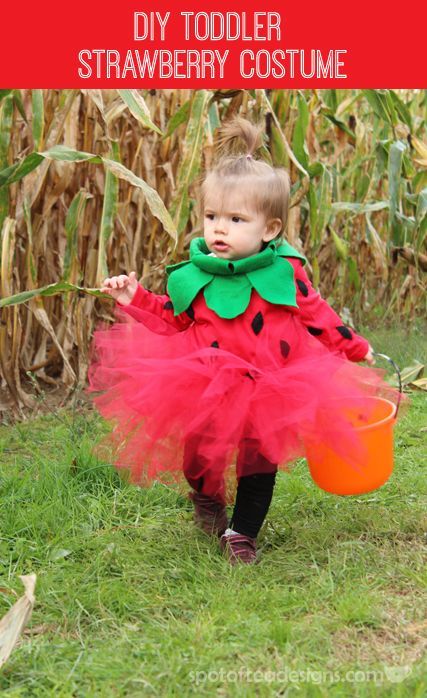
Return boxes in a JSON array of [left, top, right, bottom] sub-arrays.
[[87, 118, 397, 565]]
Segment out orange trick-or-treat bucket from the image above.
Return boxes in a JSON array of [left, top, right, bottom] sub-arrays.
[[305, 354, 402, 496]]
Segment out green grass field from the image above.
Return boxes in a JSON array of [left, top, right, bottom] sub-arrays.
[[0, 325, 426, 697]]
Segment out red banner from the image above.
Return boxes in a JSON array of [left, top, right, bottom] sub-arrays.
[[1, 0, 426, 87]]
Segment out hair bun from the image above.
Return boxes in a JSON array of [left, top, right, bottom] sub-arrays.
[[217, 117, 263, 157]]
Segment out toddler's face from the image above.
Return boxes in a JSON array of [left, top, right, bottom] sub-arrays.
[[203, 191, 279, 260]]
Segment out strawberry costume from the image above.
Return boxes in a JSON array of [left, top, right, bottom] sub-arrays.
[[87, 237, 395, 504]]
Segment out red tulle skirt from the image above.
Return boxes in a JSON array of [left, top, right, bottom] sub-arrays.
[[86, 305, 403, 503]]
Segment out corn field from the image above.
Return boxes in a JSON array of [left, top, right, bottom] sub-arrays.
[[0, 89, 426, 415]]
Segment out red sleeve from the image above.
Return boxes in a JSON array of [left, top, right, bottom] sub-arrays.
[[117, 283, 193, 331], [287, 258, 370, 362]]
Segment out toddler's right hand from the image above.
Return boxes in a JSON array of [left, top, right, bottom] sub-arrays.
[[100, 271, 139, 306]]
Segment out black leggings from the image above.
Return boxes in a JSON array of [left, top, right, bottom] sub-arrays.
[[230, 471, 277, 538], [183, 436, 277, 539]]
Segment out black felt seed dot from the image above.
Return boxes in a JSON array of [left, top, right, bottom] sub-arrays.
[[307, 326, 323, 336], [337, 325, 353, 340], [296, 279, 309, 297], [186, 305, 195, 320], [280, 340, 290, 358], [251, 312, 264, 335], [163, 300, 173, 310], [245, 372, 255, 381], [211, 341, 219, 348]]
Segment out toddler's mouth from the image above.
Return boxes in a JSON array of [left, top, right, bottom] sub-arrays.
[[213, 240, 230, 251]]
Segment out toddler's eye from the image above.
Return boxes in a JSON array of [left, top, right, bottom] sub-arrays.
[[205, 213, 214, 220], [232, 216, 241, 223]]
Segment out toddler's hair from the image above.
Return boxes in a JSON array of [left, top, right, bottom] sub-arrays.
[[201, 117, 290, 235]]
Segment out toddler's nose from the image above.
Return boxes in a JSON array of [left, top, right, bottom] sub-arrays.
[[215, 217, 228, 235]]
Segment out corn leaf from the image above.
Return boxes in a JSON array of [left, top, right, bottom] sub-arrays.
[[0, 574, 36, 669], [170, 90, 211, 235], [163, 100, 191, 139], [0, 93, 13, 230], [0, 282, 108, 308], [103, 158, 176, 240], [388, 140, 407, 245], [117, 90, 162, 135], [292, 92, 309, 170], [63, 190, 93, 283], [32, 90, 44, 150], [332, 201, 389, 214], [97, 141, 119, 284]]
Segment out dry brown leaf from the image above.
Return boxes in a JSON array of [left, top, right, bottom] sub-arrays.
[[408, 377, 427, 391], [0, 574, 36, 669]]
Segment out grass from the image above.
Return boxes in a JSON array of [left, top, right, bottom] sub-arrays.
[[0, 326, 426, 697]]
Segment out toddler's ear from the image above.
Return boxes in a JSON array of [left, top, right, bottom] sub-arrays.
[[263, 218, 282, 241]]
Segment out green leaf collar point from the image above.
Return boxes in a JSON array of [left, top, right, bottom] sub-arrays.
[[166, 262, 213, 315], [204, 274, 252, 319], [166, 237, 306, 319]]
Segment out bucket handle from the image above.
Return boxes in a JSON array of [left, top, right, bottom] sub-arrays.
[[372, 352, 402, 420]]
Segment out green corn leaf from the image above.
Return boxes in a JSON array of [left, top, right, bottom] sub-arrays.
[[316, 167, 332, 241], [308, 182, 318, 244], [383, 91, 398, 127], [270, 123, 287, 166], [395, 211, 415, 231], [0, 90, 13, 103], [163, 100, 191, 139], [292, 92, 309, 170], [362, 90, 396, 126], [331, 229, 348, 260], [259, 90, 308, 178], [388, 140, 407, 245], [362, 90, 389, 121], [117, 90, 162, 135], [170, 90, 211, 235], [347, 256, 361, 291], [97, 142, 119, 284], [332, 201, 389, 214], [307, 162, 323, 178], [375, 140, 391, 172], [320, 110, 355, 139], [324, 89, 338, 113], [0, 145, 176, 240], [12, 90, 27, 124], [413, 171, 427, 194], [415, 187, 427, 251], [63, 190, 93, 283], [0, 152, 44, 188], [0, 282, 108, 308], [207, 101, 221, 133], [31, 90, 44, 150], [389, 91, 412, 130], [40, 144, 101, 163], [0, 93, 13, 231], [356, 173, 370, 201]]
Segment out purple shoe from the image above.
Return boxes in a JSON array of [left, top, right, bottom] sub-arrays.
[[220, 531, 258, 565], [189, 492, 228, 537]]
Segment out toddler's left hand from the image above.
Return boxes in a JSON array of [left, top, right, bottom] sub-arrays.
[[363, 345, 375, 365]]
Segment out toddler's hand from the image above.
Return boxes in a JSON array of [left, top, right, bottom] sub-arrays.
[[363, 344, 376, 365], [100, 271, 139, 306]]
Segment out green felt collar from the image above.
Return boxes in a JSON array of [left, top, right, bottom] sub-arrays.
[[166, 238, 306, 319]]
